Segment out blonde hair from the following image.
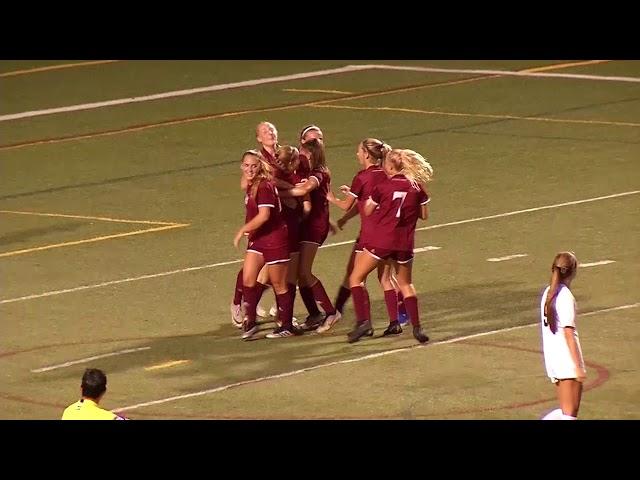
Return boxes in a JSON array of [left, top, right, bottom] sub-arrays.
[[385, 149, 434, 188], [543, 251, 578, 333], [241, 149, 273, 197], [361, 138, 392, 165], [256, 121, 276, 136], [275, 145, 300, 173]]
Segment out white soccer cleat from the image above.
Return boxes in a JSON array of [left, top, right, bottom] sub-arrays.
[[276, 316, 300, 328], [242, 323, 260, 340], [256, 303, 268, 318], [316, 311, 342, 334], [230, 303, 244, 329]]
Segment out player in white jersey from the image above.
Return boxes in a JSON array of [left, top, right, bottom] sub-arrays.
[[539, 251, 585, 420]]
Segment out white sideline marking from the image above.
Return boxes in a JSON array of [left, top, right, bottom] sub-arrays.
[[2, 190, 638, 305], [113, 303, 639, 412], [3, 62, 636, 123], [414, 246, 442, 253], [0, 65, 370, 122], [580, 260, 616, 268], [581, 303, 639, 316], [416, 190, 640, 232], [487, 254, 528, 262], [0, 260, 244, 305], [31, 347, 150, 373], [361, 64, 640, 83]]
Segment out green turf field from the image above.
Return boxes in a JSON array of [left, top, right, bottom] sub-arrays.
[[1, 60, 638, 419]]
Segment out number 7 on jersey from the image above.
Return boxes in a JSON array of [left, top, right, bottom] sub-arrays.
[[392, 191, 407, 218]]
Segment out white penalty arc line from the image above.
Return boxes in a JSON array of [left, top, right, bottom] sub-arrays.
[[1, 190, 638, 305], [0, 65, 371, 122], [31, 347, 151, 373], [113, 302, 640, 413]]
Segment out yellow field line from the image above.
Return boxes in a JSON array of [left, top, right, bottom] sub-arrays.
[[0, 224, 189, 258], [283, 88, 354, 94], [0, 60, 120, 78], [309, 74, 498, 106], [520, 60, 611, 73], [0, 61, 620, 152], [144, 360, 190, 371], [0, 210, 180, 226], [311, 104, 640, 128]]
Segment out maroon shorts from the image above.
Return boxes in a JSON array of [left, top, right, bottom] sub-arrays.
[[300, 223, 329, 246], [247, 242, 290, 265], [285, 218, 300, 254], [363, 245, 414, 264]]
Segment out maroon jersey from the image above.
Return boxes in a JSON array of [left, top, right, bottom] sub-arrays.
[[278, 170, 304, 221], [347, 165, 387, 246], [245, 179, 288, 249], [260, 147, 282, 181], [368, 174, 430, 252], [303, 167, 331, 229]]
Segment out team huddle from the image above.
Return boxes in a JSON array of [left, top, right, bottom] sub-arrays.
[[230, 122, 433, 343]]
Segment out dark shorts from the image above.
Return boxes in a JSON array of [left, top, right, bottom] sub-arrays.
[[300, 224, 329, 246], [285, 219, 300, 254], [247, 243, 290, 265], [363, 245, 414, 264]]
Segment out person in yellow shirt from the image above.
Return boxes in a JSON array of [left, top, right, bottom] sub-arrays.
[[61, 368, 127, 420]]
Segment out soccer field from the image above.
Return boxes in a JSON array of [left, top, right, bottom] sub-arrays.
[[1, 59, 639, 419]]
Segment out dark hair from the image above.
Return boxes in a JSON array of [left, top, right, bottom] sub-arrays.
[[81, 368, 107, 399], [299, 124, 322, 142], [544, 252, 578, 333], [305, 138, 327, 171]]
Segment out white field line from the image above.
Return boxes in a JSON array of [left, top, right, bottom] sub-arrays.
[[580, 260, 616, 268], [113, 302, 639, 412], [361, 64, 640, 83], [0, 65, 371, 122], [2, 190, 638, 305], [416, 190, 640, 232], [487, 254, 528, 262], [31, 347, 150, 373], [3, 62, 636, 123], [414, 246, 442, 253]]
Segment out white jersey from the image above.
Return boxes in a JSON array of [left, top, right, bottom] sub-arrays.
[[540, 285, 585, 381]]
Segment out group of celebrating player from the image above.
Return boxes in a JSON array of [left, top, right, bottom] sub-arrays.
[[230, 121, 433, 344]]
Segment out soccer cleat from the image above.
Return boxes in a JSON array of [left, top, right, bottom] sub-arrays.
[[347, 320, 374, 343], [266, 325, 304, 339], [301, 312, 326, 331], [383, 321, 403, 336], [256, 303, 268, 318], [275, 316, 300, 328], [230, 303, 244, 329], [316, 311, 342, 334], [242, 323, 260, 340], [397, 311, 410, 326], [412, 326, 429, 344], [269, 303, 278, 317]]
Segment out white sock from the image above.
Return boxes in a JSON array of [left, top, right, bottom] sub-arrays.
[[561, 414, 577, 420], [541, 408, 563, 420]]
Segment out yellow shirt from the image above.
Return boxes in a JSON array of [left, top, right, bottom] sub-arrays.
[[61, 398, 122, 420]]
